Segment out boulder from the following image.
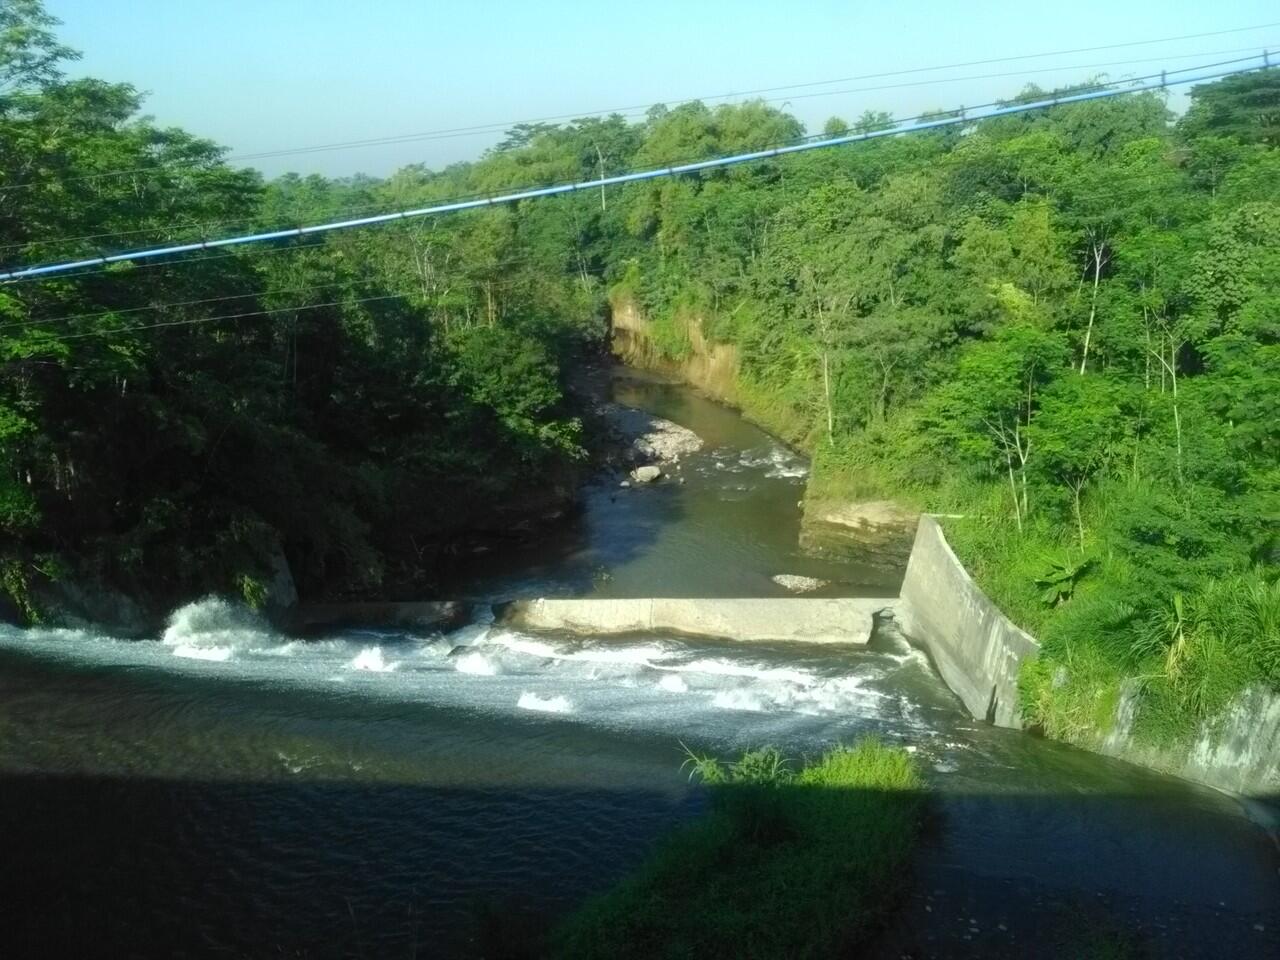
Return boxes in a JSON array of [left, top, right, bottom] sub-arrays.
[[771, 574, 829, 594], [630, 465, 662, 483], [262, 540, 298, 615], [599, 403, 704, 463], [800, 499, 919, 572]]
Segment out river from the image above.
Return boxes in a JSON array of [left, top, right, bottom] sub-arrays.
[[0, 369, 1275, 958]]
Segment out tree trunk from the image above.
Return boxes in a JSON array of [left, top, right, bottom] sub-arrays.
[[821, 349, 834, 444], [1142, 305, 1151, 391], [1007, 457, 1023, 533], [1072, 481, 1086, 553], [594, 143, 607, 212], [1171, 341, 1183, 485], [1079, 242, 1103, 375]]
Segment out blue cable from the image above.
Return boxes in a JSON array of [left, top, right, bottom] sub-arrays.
[[1, 56, 1273, 283]]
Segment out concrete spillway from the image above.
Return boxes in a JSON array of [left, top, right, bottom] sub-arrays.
[[497, 597, 898, 645]]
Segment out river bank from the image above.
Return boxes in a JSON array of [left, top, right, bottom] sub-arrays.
[[608, 291, 1280, 806], [1, 373, 1275, 959]]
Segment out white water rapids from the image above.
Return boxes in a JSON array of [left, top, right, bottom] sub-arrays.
[[0, 596, 958, 757]]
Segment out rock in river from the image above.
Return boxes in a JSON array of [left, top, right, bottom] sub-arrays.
[[630, 465, 662, 483], [771, 574, 829, 593], [599, 403, 704, 462]]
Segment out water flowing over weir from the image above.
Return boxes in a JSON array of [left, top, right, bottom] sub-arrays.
[[0, 370, 1276, 958]]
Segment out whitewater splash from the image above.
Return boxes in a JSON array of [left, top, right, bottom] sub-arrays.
[[517, 692, 574, 714], [455, 651, 497, 675], [701, 444, 808, 480], [657, 674, 688, 693], [350, 647, 397, 672], [162, 597, 278, 663], [0, 598, 939, 744]]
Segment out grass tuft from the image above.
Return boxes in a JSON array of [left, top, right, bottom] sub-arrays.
[[550, 738, 925, 960]]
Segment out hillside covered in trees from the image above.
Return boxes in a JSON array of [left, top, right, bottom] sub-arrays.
[[1, 1, 1276, 746]]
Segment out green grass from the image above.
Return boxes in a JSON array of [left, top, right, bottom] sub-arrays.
[[550, 739, 925, 960]]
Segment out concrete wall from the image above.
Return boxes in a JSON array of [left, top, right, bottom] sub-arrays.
[[498, 597, 897, 645], [1102, 682, 1280, 797], [896, 515, 1039, 729], [897, 515, 1280, 798]]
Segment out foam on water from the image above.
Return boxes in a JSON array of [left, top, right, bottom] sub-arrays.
[[517, 692, 573, 714], [170, 644, 234, 662], [492, 632, 559, 659], [656, 674, 688, 693], [711, 689, 771, 712], [162, 597, 280, 662], [564, 644, 668, 665], [671, 658, 814, 685], [0, 598, 936, 743], [455, 652, 497, 676], [732, 445, 809, 480], [349, 647, 397, 673], [249, 641, 306, 658]]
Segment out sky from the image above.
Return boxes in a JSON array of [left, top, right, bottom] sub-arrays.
[[44, 1, 1280, 180]]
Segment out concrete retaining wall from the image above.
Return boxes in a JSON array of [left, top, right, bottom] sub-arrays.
[[897, 515, 1280, 798], [1102, 682, 1280, 797], [498, 597, 897, 645], [896, 515, 1039, 729]]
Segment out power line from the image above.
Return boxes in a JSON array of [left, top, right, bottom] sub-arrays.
[[4, 56, 1272, 284], [50, 294, 411, 342], [0, 277, 384, 330], [3, 250, 579, 331], [1, 46, 1247, 255], [0, 22, 1274, 193], [5, 119, 1275, 300], [2, 47, 1266, 262], [0, 237, 332, 286], [166, 41, 1280, 161], [11, 161, 1276, 341]]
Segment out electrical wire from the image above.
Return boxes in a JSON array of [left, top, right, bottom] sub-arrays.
[[3, 55, 1271, 284], [1, 50, 1267, 275], [9, 160, 1276, 342], [7, 46, 1251, 254], [50, 294, 412, 341], [0, 19, 1274, 192]]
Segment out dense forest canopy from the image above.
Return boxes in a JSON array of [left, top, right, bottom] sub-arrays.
[[1, 2, 1277, 745]]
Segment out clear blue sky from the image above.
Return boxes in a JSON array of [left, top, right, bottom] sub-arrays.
[[45, 1, 1279, 179]]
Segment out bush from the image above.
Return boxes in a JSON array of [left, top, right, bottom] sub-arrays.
[[551, 740, 924, 960]]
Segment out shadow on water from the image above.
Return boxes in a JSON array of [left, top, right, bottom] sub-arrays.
[[0, 768, 1275, 959], [441, 473, 691, 602]]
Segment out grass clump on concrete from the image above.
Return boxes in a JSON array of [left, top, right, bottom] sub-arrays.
[[551, 738, 924, 959]]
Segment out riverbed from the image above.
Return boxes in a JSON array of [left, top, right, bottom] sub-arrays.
[[0, 369, 1275, 958]]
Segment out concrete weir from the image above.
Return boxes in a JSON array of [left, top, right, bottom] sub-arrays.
[[498, 597, 897, 645], [897, 515, 1038, 729]]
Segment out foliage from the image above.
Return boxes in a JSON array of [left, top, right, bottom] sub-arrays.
[[0, 1, 1275, 755], [1035, 554, 1094, 606], [0, 1, 605, 612], [552, 739, 924, 960], [564, 58, 1278, 749]]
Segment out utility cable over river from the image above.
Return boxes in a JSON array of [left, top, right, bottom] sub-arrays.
[[1, 54, 1274, 282], [1, 3, 1278, 956]]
